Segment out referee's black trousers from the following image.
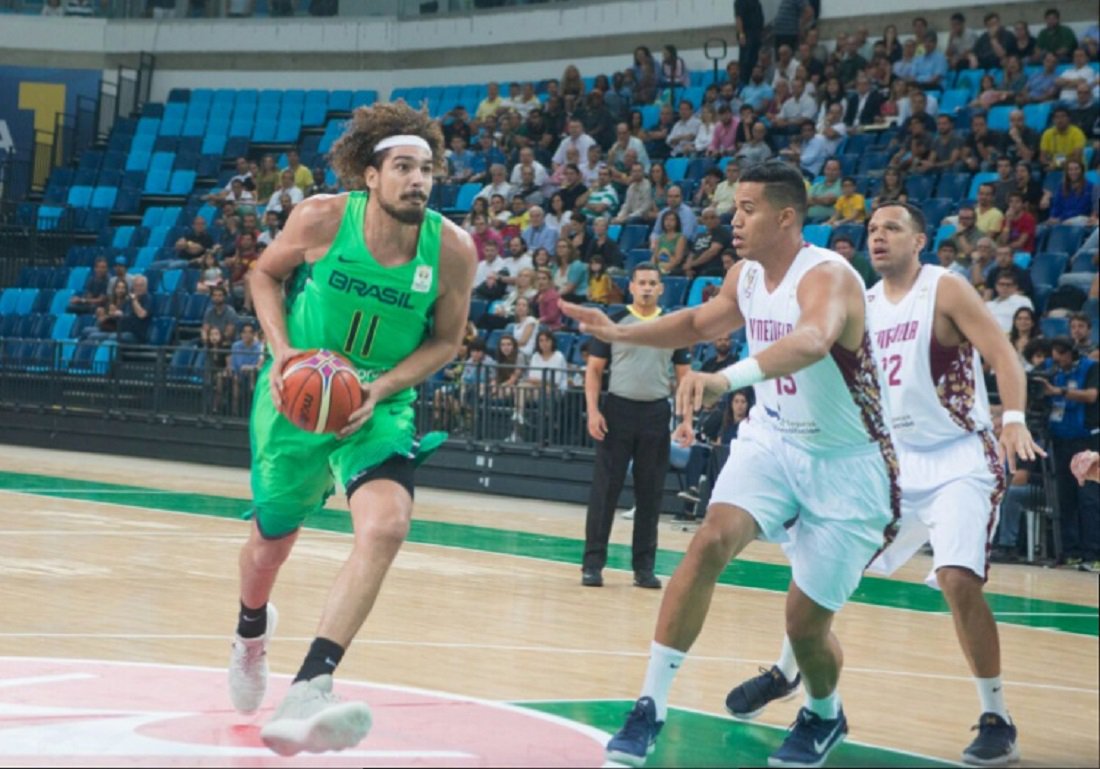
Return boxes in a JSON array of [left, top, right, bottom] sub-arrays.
[[583, 394, 670, 573]]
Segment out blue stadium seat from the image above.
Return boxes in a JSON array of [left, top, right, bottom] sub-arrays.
[[49, 289, 74, 316], [149, 151, 175, 173], [149, 317, 177, 346], [618, 225, 649, 253], [66, 185, 93, 207], [686, 277, 722, 306], [986, 105, 1013, 132], [51, 313, 77, 341], [467, 298, 487, 322], [659, 277, 688, 308], [1023, 103, 1051, 133], [803, 224, 832, 248], [453, 183, 481, 212], [830, 224, 865, 250], [967, 172, 998, 200], [274, 118, 301, 143], [0, 288, 20, 316], [1070, 249, 1097, 273], [904, 175, 934, 201], [178, 293, 210, 327], [91, 186, 118, 210], [168, 170, 196, 195], [15, 289, 39, 316], [112, 226, 136, 249], [1040, 316, 1069, 338], [144, 169, 171, 195], [938, 88, 969, 115], [66, 266, 90, 292], [932, 223, 957, 251], [1044, 226, 1087, 256], [113, 187, 142, 214], [1030, 251, 1068, 288], [935, 172, 970, 200], [141, 207, 163, 228], [921, 198, 954, 228], [665, 158, 689, 182], [252, 119, 277, 142], [329, 90, 353, 111]]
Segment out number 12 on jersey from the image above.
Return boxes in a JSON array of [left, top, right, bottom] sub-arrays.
[[881, 354, 902, 386], [344, 311, 381, 358]]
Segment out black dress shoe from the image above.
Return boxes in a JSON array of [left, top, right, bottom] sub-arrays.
[[581, 568, 604, 587], [633, 571, 662, 589]]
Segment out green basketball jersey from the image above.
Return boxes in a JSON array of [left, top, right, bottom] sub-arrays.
[[283, 191, 441, 406]]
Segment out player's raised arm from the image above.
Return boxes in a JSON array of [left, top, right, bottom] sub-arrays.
[[250, 194, 344, 409], [937, 272, 1045, 470], [560, 259, 746, 348], [677, 261, 862, 415]]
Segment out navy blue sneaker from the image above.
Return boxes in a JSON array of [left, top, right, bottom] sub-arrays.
[[605, 696, 664, 767], [726, 665, 802, 720], [768, 706, 847, 768], [962, 712, 1019, 766]]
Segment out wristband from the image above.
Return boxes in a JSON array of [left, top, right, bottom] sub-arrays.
[[720, 358, 765, 392], [1002, 410, 1025, 426]]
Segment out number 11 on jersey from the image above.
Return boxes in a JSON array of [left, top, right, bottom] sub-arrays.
[[344, 311, 381, 358]]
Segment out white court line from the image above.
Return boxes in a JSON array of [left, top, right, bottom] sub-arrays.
[[0, 634, 1094, 695], [5, 490, 1098, 630], [0, 488, 201, 494]]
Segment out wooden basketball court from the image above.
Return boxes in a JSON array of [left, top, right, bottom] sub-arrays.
[[0, 445, 1096, 767]]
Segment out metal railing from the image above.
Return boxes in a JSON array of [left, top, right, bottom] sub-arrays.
[[0, 344, 598, 449]]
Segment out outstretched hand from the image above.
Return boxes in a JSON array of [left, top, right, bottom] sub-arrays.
[[675, 371, 729, 419], [559, 301, 620, 342]]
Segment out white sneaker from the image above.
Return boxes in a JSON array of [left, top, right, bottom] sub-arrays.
[[228, 603, 278, 715], [621, 507, 636, 520], [260, 674, 372, 756]]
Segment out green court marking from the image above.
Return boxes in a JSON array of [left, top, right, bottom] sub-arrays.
[[2, 469, 1097, 636], [517, 700, 960, 768]]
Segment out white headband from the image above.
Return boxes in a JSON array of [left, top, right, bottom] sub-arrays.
[[374, 134, 432, 154]]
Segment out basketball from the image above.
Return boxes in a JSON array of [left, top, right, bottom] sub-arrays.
[[278, 350, 363, 434]]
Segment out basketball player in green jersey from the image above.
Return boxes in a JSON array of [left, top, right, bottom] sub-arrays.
[[226, 102, 477, 756]]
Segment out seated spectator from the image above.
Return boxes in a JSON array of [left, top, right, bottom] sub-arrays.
[[174, 215, 214, 262], [1022, 51, 1061, 104], [962, 113, 1005, 173], [584, 216, 623, 269], [470, 213, 505, 261], [552, 118, 597, 172], [969, 73, 1013, 112], [642, 104, 676, 161], [553, 239, 587, 303], [1070, 313, 1098, 360], [304, 166, 334, 197], [774, 78, 817, 133], [1056, 49, 1097, 103], [447, 135, 477, 185], [476, 163, 514, 204], [443, 104, 473, 147], [831, 235, 876, 288], [1068, 82, 1099, 136], [468, 132, 505, 184], [68, 256, 109, 314], [201, 285, 239, 344], [681, 207, 731, 278], [998, 54, 1029, 98], [763, 78, 790, 125], [1009, 20, 1037, 64], [836, 36, 869, 88], [667, 100, 701, 157], [913, 32, 948, 88], [534, 268, 563, 330], [998, 192, 1038, 253], [1040, 107, 1087, 170], [106, 275, 151, 345], [89, 279, 130, 336], [706, 105, 738, 157], [487, 194, 511, 231], [949, 208, 982, 260], [500, 235, 533, 280], [649, 184, 695, 248], [462, 197, 489, 232], [694, 105, 718, 155], [986, 269, 1034, 333], [580, 164, 620, 219], [871, 166, 909, 211], [506, 294, 540, 358], [107, 256, 133, 296], [945, 13, 976, 71], [798, 104, 847, 177], [194, 249, 226, 295], [41, 0, 64, 14], [806, 158, 843, 222], [974, 182, 1005, 236], [928, 114, 965, 172], [1004, 109, 1040, 166], [509, 146, 549, 188], [545, 192, 572, 231], [1049, 160, 1095, 226], [1008, 307, 1041, 362], [514, 166, 546, 208], [608, 122, 652, 174], [557, 164, 589, 213], [473, 245, 510, 305], [647, 161, 670, 212], [936, 240, 971, 279], [266, 170, 303, 213], [692, 168, 722, 210], [982, 245, 1035, 301], [713, 160, 739, 218], [225, 232, 259, 312], [1011, 160, 1044, 213], [845, 71, 885, 127], [522, 205, 558, 254], [892, 135, 935, 175], [967, 236, 998, 290], [739, 66, 774, 112], [475, 81, 505, 123], [281, 149, 312, 192], [971, 12, 1014, 70], [578, 143, 603, 187], [735, 120, 773, 165], [586, 256, 619, 305], [227, 321, 263, 416], [612, 162, 656, 224], [893, 39, 920, 82], [1083, 23, 1100, 59], [827, 177, 867, 225], [651, 209, 687, 274]]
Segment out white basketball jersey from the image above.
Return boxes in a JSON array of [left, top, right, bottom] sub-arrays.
[[866, 265, 993, 449], [737, 244, 893, 454]]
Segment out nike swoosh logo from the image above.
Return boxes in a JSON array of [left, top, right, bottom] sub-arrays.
[[813, 721, 844, 754], [337, 255, 356, 263], [241, 614, 260, 622], [992, 687, 1001, 693], [324, 657, 338, 667]]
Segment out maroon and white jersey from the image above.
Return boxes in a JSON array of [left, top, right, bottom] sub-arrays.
[[737, 244, 894, 454], [867, 265, 992, 449]]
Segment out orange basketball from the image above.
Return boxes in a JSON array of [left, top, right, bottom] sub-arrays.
[[278, 349, 364, 434]]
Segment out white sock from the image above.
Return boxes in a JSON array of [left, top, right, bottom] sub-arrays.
[[775, 636, 799, 682], [975, 676, 1009, 720], [640, 640, 686, 721], [804, 690, 840, 720]]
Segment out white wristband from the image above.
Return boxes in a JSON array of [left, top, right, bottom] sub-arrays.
[[720, 358, 765, 392], [1002, 410, 1026, 426]]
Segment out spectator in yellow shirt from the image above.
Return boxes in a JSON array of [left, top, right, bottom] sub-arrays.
[[282, 149, 314, 192], [1039, 106, 1086, 170], [827, 177, 867, 225], [974, 182, 1005, 236], [476, 81, 505, 123]]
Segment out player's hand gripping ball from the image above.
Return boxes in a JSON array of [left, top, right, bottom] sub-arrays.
[[277, 349, 364, 434]]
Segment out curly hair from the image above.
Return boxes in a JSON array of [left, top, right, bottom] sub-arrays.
[[328, 101, 445, 189]]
